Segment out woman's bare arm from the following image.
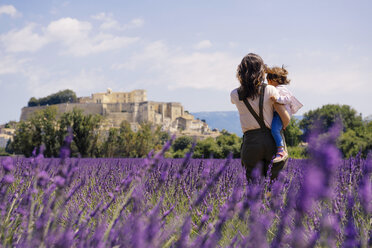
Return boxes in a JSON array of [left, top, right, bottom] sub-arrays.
[[274, 103, 290, 129]]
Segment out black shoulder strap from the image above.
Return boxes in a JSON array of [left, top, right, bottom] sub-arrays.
[[242, 84, 267, 130], [259, 84, 266, 124]]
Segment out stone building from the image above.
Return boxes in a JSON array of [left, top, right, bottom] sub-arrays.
[[20, 89, 218, 138], [79, 89, 147, 104], [0, 126, 15, 148]]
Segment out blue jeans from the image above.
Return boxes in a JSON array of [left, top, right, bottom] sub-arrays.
[[271, 112, 284, 147]]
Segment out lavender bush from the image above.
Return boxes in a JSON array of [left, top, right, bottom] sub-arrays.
[[0, 127, 371, 247]]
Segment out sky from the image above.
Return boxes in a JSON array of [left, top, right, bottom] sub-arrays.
[[0, 0, 371, 124]]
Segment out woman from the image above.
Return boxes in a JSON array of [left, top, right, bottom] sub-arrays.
[[230, 53, 290, 181]]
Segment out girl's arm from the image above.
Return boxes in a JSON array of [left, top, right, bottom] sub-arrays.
[[274, 103, 290, 129], [276, 95, 292, 105]]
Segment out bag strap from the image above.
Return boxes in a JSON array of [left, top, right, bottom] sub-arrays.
[[242, 84, 267, 130]]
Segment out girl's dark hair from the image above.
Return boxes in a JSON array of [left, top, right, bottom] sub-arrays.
[[236, 53, 265, 100], [266, 65, 291, 85]]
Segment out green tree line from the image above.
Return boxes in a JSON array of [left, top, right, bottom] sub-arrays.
[[28, 89, 77, 107], [299, 104, 371, 158], [6, 107, 170, 158], [5, 104, 371, 158]]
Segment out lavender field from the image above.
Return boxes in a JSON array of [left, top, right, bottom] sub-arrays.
[[0, 128, 371, 248]]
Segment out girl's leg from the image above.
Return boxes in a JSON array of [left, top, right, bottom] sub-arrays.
[[271, 112, 284, 147], [271, 112, 288, 162]]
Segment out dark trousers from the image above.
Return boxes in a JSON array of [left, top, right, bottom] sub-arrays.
[[241, 128, 288, 181]]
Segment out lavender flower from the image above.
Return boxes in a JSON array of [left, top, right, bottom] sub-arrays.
[[37, 171, 49, 188], [2, 157, 14, 173], [342, 194, 360, 248], [2, 174, 14, 184], [0, 127, 369, 247]]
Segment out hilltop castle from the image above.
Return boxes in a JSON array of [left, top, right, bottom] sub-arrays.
[[20, 89, 218, 138]]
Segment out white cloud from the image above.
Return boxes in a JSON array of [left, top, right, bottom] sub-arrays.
[[194, 40, 212, 50], [287, 67, 372, 116], [112, 41, 169, 70], [91, 12, 107, 21], [292, 68, 369, 94], [47, 17, 92, 43], [22, 66, 109, 97], [166, 52, 238, 90], [91, 12, 121, 30], [0, 5, 20, 18], [114, 41, 239, 91], [124, 18, 144, 29], [0, 54, 28, 74], [70, 33, 139, 57], [0, 24, 49, 52], [46, 17, 140, 56], [0, 50, 109, 97], [47, 69, 109, 95], [0, 17, 139, 56], [50, 1, 70, 15], [290, 49, 371, 95], [92, 13, 144, 31]]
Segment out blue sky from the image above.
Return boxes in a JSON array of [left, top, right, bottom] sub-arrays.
[[0, 0, 371, 124]]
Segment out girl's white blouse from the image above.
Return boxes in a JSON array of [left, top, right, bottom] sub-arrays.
[[276, 85, 303, 116]]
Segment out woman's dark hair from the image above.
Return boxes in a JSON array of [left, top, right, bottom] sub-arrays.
[[236, 53, 265, 100], [266, 65, 291, 85]]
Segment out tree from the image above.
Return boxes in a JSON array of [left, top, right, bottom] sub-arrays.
[[28, 97, 39, 107], [5, 139, 13, 154], [117, 121, 135, 157], [338, 129, 368, 158], [12, 106, 59, 157], [338, 120, 372, 158], [300, 104, 363, 138], [32, 106, 59, 157], [101, 121, 170, 158], [173, 136, 193, 152], [153, 126, 170, 148], [103, 128, 120, 157], [193, 137, 223, 158], [28, 89, 77, 107], [133, 122, 153, 157], [215, 129, 241, 158], [12, 121, 36, 157], [59, 108, 102, 157], [300, 104, 371, 158], [283, 118, 303, 146]]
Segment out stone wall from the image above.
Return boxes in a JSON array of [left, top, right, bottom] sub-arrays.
[[79, 89, 147, 104], [20, 103, 103, 121], [21, 100, 187, 129], [18, 90, 214, 137], [106, 112, 134, 126]]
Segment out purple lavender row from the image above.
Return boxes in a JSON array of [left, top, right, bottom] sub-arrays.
[[0, 125, 371, 247]]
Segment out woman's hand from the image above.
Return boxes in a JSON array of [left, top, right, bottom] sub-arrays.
[[274, 103, 290, 128]]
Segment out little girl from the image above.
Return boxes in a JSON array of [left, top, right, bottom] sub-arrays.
[[266, 66, 303, 162]]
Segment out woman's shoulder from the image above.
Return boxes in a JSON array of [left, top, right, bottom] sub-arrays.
[[230, 88, 239, 103], [231, 88, 238, 94]]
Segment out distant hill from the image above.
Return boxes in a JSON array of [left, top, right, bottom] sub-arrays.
[[191, 111, 303, 137], [191, 111, 242, 136]]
